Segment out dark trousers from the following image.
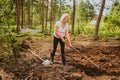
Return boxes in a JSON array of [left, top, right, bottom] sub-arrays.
[[51, 36, 66, 65]]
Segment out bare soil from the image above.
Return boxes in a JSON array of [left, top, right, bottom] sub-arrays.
[[0, 37, 120, 80]]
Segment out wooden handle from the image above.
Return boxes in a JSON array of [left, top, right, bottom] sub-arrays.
[[72, 47, 99, 69], [28, 49, 44, 61]]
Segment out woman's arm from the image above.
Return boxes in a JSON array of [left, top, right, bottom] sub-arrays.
[[55, 26, 65, 42], [65, 29, 72, 47]]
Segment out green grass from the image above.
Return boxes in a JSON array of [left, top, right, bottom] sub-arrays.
[[72, 21, 120, 38], [0, 21, 120, 40]]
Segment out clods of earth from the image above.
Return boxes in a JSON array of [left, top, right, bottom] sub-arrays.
[[0, 38, 120, 80]]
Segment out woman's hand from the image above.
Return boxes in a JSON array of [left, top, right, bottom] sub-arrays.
[[69, 43, 73, 48], [61, 38, 65, 43]]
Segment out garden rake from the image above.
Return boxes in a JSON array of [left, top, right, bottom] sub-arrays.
[[28, 49, 51, 66], [72, 47, 99, 69]]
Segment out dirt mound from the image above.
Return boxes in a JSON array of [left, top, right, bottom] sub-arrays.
[[0, 39, 120, 80], [67, 45, 120, 77]]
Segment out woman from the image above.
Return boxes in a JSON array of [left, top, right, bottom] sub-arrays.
[[51, 13, 72, 65]]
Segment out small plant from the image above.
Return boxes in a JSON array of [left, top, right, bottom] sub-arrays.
[[0, 28, 21, 59]]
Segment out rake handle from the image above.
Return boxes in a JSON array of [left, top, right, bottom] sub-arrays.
[[72, 47, 99, 69], [28, 49, 45, 61]]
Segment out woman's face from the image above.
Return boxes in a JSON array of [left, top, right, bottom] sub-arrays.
[[63, 16, 70, 23]]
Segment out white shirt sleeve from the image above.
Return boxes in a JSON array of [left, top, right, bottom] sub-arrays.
[[66, 24, 69, 30], [55, 21, 60, 28]]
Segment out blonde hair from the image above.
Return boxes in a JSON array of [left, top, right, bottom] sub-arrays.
[[60, 13, 70, 22]]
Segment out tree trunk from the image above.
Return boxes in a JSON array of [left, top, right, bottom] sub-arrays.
[[54, 0, 57, 22], [31, 0, 33, 28], [45, 0, 48, 30], [72, 0, 76, 34], [42, 0, 44, 32], [28, 0, 31, 27], [50, 0, 53, 33], [86, 14, 88, 23], [59, 0, 61, 19], [77, 19, 80, 34], [16, 0, 20, 33], [21, 0, 24, 28], [94, 0, 106, 40], [39, 0, 42, 26], [23, 9, 26, 27]]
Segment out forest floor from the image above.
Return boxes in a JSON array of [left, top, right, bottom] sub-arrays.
[[0, 35, 120, 80]]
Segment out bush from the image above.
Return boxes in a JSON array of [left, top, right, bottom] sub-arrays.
[[104, 2, 120, 27], [99, 23, 120, 37], [0, 27, 20, 59]]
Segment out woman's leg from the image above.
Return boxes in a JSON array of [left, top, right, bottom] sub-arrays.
[[51, 37, 59, 62], [60, 39, 66, 65]]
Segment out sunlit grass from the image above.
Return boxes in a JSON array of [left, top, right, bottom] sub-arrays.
[[0, 21, 120, 39]]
